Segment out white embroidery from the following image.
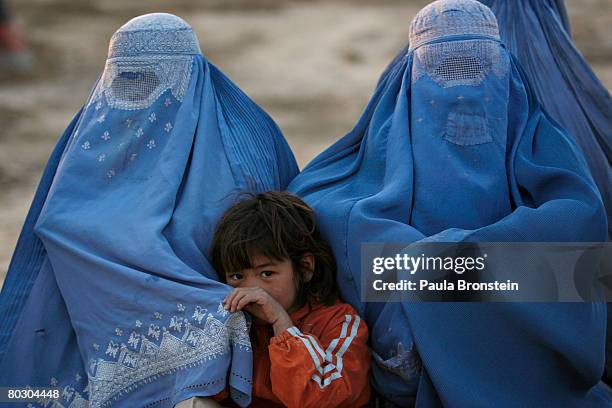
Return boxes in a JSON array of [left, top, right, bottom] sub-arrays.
[[170, 316, 183, 332], [148, 324, 161, 340], [148, 112, 157, 123], [164, 122, 173, 132], [125, 118, 133, 128], [135, 128, 144, 138], [135, 320, 142, 328], [105, 341, 119, 358], [63, 385, 75, 401], [154, 311, 162, 319], [147, 139, 156, 149], [177, 303, 185, 312], [193, 306, 206, 324], [101, 131, 110, 141], [97, 154, 106, 162], [130, 153, 138, 162], [115, 328, 123, 337], [95, 101, 102, 110], [86, 310, 251, 407], [50, 377, 58, 386], [106, 169, 116, 179], [93, 343, 100, 351], [81, 141, 91, 150], [75, 373, 81, 382], [128, 332, 140, 349], [97, 114, 106, 124], [217, 302, 229, 318], [164, 98, 172, 107]]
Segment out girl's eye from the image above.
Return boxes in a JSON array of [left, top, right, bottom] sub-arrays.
[[228, 273, 243, 281], [260, 270, 274, 278]]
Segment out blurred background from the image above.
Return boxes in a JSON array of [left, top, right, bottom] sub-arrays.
[[0, 0, 610, 287]]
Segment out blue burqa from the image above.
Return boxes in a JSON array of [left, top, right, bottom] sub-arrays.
[[479, 0, 611, 239], [0, 13, 298, 408], [380, 0, 611, 238], [289, 1, 610, 406]]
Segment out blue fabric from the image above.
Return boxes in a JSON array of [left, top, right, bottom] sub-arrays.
[[289, 1, 609, 406], [0, 14, 298, 408], [477, 0, 612, 385], [380, 0, 611, 239], [480, 0, 611, 239]]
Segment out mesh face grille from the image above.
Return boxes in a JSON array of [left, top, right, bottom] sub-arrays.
[[110, 71, 161, 103], [412, 39, 508, 88], [91, 55, 193, 110], [434, 55, 484, 82]]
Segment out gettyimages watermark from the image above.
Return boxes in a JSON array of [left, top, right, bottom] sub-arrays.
[[361, 243, 612, 302]]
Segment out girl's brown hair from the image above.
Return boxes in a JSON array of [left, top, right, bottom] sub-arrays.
[[211, 192, 339, 308]]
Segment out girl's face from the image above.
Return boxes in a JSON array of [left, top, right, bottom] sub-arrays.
[[225, 253, 313, 312]]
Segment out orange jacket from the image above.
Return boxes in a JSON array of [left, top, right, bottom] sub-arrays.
[[248, 300, 371, 408]]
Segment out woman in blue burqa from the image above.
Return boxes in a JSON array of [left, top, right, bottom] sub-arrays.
[[0, 13, 298, 407], [381, 0, 611, 239], [289, 0, 610, 406]]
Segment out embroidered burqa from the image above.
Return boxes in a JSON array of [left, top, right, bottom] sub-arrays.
[[0, 13, 298, 407], [289, 1, 610, 406]]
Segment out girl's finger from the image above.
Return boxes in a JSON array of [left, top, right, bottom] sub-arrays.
[[224, 288, 240, 309], [236, 293, 256, 311], [230, 290, 249, 312]]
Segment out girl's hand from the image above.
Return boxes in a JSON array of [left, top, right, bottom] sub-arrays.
[[223, 287, 293, 335]]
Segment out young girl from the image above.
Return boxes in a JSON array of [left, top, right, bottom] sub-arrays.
[[211, 192, 371, 408]]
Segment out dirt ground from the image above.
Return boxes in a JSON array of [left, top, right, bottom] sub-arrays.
[[0, 0, 610, 287]]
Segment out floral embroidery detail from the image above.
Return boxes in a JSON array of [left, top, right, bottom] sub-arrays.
[[95, 101, 102, 110], [93, 343, 100, 351], [105, 341, 119, 358], [81, 141, 91, 150], [125, 118, 133, 128], [148, 112, 157, 123], [85, 307, 251, 407], [101, 131, 110, 141], [50, 377, 59, 386], [148, 324, 161, 340], [170, 316, 183, 332], [75, 373, 81, 382], [135, 128, 144, 138], [115, 328, 123, 336], [154, 311, 163, 320], [147, 139, 156, 149], [164, 98, 172, 107], [106, 169, 116, 179], [177, 303, 185, 312], [97, 154, 106, 162], [130, 153, 138, 162], [217, 302, 229, 318], [128, 331, 140, 349], [97, 114, 106, 123], [135, 320, 142, 328], [164, 122, 173, 132], [62, 385, 75, 402], [193, 306, 206, 324]]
